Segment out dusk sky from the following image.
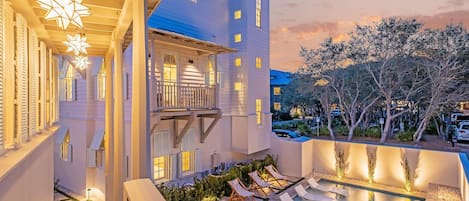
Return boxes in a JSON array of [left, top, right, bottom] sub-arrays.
[[270, 0, 469, 72]]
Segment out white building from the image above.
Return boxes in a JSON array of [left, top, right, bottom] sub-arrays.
[[54, 0, 271, 200]]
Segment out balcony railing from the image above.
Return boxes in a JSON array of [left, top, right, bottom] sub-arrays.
[[152, 81, 217, 111]]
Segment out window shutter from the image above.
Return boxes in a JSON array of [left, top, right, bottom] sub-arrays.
[[16, 14, 29, 143], [182, 128, 196, 151], [0, 0, 4, 153], [72, 79, 77, 101], [87, 148, 97, 167], [68, 144, 73, 162], [195, 149, 202, 173], [176, 152, 182, 179], [29, 29, 37, 136], [170, 154, 177, 180]]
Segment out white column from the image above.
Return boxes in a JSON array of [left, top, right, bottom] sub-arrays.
[[113, 39, 124, 201], [104, 53, 114, 200], [131, 0, 150, 179]]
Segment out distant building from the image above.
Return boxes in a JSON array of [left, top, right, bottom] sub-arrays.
[[270, 69, 292, 112]]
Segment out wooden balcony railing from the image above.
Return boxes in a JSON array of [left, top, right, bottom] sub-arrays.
[[152, 81, 217, 111]]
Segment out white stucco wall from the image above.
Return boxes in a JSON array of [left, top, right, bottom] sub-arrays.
[[0, 128, 55, 201], [272, 138, 463, 192]]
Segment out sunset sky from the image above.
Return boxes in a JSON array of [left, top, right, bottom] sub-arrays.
[[270, 0, 469, 72]]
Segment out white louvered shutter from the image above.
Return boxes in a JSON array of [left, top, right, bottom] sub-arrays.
[[72, 79, 76, 101], [68, 144, 73, 162], [195, 149, 202, 173], [16, 14, 29, 143], [0, 0, 4, 152], [29, 29, 37, 136], [38, 42, 46, 130], [170, 154, 177, 180], [176, 152, 182, 179]]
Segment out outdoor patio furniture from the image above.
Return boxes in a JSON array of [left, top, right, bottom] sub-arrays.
[[279, 192, 295, 201], [227, 178, 255, 201], [248, 170, 277, 197], [294, 184, 336, 201], [307, 178, 348, 197], [265, 164, 290, 186]]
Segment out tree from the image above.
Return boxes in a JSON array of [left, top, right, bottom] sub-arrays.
[[300, 39, 347, 139], [410, 25, 469, 142], [349, 18, 426, 143]]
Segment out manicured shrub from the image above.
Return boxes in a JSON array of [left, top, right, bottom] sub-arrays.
[[396, 129, 415, 142], [279, 112, 293, 121], [157, 155, 277, 200]]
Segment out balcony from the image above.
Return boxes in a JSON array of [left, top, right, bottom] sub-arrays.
[[152, 81, 217, 111]]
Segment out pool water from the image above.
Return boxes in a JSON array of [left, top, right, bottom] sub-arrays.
[[293, 179, 425, 201]]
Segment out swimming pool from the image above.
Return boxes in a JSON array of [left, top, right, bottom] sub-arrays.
[[293, 179, 425, 201]]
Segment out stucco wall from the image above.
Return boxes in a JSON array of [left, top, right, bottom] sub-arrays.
[[273, 138, 462, 192], [0, 130, 54, 201]]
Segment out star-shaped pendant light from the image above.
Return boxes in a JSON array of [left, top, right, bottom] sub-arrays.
[[64, 34, 90, 55], [73, 56, 90, 70], [37, 0, 90, 30]]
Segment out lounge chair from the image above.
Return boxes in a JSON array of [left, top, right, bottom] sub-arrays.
[[294, 185, 336, 201], [248, 170, 277, 197], [279, 192, 295, 201], [227, 178, 255, 201], [265, 165, 289, 186], [307, 178, 348, 197]]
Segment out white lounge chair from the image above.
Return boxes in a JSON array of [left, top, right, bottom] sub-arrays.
[[279, 192, 295, 201], [227, 178, 255, 201], [265, 165, 289, 186], [294, 185, 336, 201], [307, 178, 348, 197], [248, 170, 275, 196]]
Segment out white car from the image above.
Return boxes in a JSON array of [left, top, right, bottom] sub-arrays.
[[455, 122, 469, 141]]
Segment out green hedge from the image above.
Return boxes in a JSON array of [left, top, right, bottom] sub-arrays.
[[157, 155, 277, 201]]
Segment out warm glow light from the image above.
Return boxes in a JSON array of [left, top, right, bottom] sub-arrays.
[[73, 56, 90, 70], [37, 0, 90, 30], [64, 34, 90, 55]]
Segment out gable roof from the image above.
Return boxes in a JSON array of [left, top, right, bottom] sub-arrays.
[[270, 69, 292, 86]]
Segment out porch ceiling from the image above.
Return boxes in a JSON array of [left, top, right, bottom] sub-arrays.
[[11, 0, 160, 56]]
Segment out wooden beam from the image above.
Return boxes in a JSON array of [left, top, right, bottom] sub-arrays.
[[200, 111, 222, 143], [173, 113, 196, 148]]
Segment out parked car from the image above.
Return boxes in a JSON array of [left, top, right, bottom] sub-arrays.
[[455, 121, 469, 142], [272, 129, 300, 138]]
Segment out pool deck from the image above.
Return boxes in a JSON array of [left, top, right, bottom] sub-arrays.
[[220, 172, 462, 200]]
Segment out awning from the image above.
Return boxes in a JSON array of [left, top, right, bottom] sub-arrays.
[[149, 28, 237, 55], [90, 129, 105, 150], [124, 179, 166, 201], [55, 127, 69, 144]]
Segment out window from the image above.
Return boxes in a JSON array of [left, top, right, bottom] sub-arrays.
[[234, 82, 242, 91], [181, 151, 195, 173], [234, 33, 242, 43], [256, 99, 262, 125], [234, 10, 241, 20], [163, 55, 177, 83], [59, 65, 74, 101], [274, 102, 281, 111], [273, 87, 281, 95], [256, 57, 262, 69], [61, 132, 72, 162], [153, 156, 169, 180], [235, 58, 242, 67], [256, 0, 261, 28], [96, 66, 106, 101]]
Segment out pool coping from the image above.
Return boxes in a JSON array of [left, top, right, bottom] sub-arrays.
[[313, 172, 427, 198]]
